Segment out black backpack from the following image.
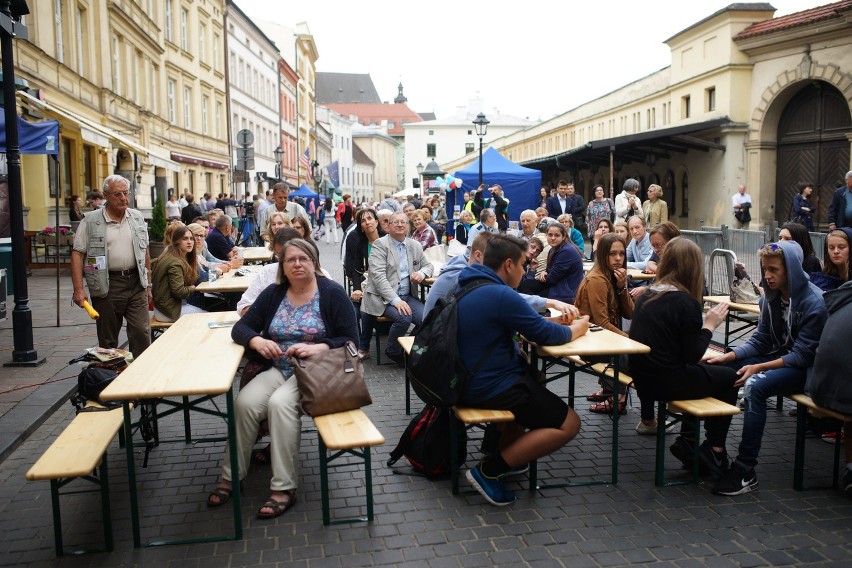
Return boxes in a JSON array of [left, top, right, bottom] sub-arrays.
[[387, 405, 467, 478], [406, 279, 498, 407]]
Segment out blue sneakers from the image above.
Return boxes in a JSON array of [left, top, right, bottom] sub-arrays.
[[466, 465, 516, 506], [502, 463, 530, 478]]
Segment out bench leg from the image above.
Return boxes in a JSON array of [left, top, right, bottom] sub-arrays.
[[319, 436, 331, 526], [654, 401, 668, 487], [794, 402, 807, 490], [690, 415, 701, 484], [182, 396, 192, 444], [450, 416, 460, 495], [99, 456, 114, 552], [364, 447, 374, 522], [49, 479, 64, 556]]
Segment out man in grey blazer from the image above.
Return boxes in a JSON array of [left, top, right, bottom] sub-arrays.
[[362, 211, 434, 366]]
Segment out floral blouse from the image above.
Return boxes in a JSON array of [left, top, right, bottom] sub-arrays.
[[585, 199, 615, 237], [268, 290, 326, 376]]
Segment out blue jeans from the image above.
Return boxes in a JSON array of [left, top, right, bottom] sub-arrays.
[[359, 311, 375, 352], [732, 354, 806, 467], [383, 295, 424, 356]]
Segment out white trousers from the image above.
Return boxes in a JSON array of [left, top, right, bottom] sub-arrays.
[[324, 217, 339, 243], [222, 366, 301, 491]]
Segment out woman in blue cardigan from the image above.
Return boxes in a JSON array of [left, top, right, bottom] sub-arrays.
[[535, 222, 584, 303], [206, 239, 358, 520]]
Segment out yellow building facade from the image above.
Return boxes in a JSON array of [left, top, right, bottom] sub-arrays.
[[13, 0, 229, 230]]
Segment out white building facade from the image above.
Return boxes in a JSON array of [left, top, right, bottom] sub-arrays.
[[226, 2, 280, 198]]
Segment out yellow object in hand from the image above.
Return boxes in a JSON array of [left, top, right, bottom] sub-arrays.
[[81, 300, 100, 320]]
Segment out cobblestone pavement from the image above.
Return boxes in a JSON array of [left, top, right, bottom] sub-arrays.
[[1, 236, 851, 567]]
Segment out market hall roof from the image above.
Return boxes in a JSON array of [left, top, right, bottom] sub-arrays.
[[519, 118, 735, 170]]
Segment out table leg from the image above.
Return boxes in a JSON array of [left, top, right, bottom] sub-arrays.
[[724, 312, 731, 350], [611, 356, 620, 485], [123, 402, 141, 548], [225, 389, 243, 540]]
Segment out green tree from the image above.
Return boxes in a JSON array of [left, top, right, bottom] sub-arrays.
[[149, 196, 167, 242]]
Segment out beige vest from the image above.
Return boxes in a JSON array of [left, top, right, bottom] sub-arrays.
[[83, 208, 149, 297]]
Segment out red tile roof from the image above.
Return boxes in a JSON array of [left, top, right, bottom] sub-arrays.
[[735, 0, 852, 39], [325, 103, 422, 136]]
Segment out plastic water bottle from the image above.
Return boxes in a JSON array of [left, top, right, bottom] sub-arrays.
[[209, 264, 218, 283]]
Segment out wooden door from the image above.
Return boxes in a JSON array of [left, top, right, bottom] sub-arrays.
[[775, 82, 851, 229]]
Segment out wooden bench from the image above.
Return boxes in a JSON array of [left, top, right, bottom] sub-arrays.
[[314, 409, 384, 525], [26, 403, 127, 555], [789, 394, 852, 491], [449, 407, 523, 494], [150, 315, 173, 342], [654, 397, 740, 487]]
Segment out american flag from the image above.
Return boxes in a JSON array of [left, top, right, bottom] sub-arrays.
[[300, 149, 312, 182]]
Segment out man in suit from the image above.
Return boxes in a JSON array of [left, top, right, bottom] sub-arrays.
[[362, 211, 434, 366], [546, 182, 584, 232]]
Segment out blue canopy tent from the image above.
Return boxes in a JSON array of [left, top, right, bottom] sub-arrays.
[[290, 184, 319, 198], [451, 147, 541, 227]]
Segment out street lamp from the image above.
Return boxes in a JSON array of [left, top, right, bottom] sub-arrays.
[[273, 146, 284, 180], [416, 162, 424, 193], [473, 112, 489, 187]]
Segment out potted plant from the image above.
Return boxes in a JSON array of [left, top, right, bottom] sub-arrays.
[[148, 196, 167, 258]]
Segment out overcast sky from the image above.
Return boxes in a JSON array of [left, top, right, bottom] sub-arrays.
[[236, 0, 823, 121]]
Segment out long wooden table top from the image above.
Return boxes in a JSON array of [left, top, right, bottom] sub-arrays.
[[535, 327, 650, 358], [195, 266, 261, 293], [101, 311, 245, 400], [704, 295, 761, 314], [241, 246, 273, 263]]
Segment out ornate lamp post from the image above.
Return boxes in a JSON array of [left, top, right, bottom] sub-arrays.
[[472, 112, 489, 187], [416, 162, 424, 195]]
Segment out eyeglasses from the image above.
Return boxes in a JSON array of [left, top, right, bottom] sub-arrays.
[[193, 234, 205, 239], [283, 256, 312, 266], [390, 220, 408, 226]]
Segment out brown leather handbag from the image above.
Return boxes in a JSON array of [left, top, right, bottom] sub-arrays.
[[290, 341, 371, 417]]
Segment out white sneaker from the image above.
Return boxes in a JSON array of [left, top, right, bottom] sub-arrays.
[[357, 349, 370, 360], [635, 420, 678, 435]]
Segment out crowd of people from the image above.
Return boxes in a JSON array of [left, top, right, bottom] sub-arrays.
[[70, 173, 852, 517]]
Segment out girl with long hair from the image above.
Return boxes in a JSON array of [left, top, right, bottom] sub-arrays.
[[629, 238, 739, 475], [151, 225, 205, 322]]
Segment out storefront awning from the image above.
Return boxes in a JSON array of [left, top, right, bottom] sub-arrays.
[[16, 91, 181, 172]]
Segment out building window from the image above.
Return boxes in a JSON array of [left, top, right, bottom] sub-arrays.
[[426, 144, 436, 158], [388, 122, 395, 129], [180, 8, 188, 51], [428, 130, 434, 135], [465, 143, 474, 154], [199, 24, 206, 63], [212, 33, 220, 69], [201, 96, 209, 135], [184, 86, 192, 128], [167, 79, 176, 124], [150, 63, 158, 113], [165, 0, 173, 42], [82, 144, 95, 192], [215, 101, 222, 138], [54, 0, 64, 63], [682, 95, 691, 119], [706, 87, 716, 112], [75, 6, 85, 76], [112, 35, 121, 95], [467, 130, 472, 135]]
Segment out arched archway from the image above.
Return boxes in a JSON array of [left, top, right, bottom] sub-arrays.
[[775, 81, 851, 227]]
